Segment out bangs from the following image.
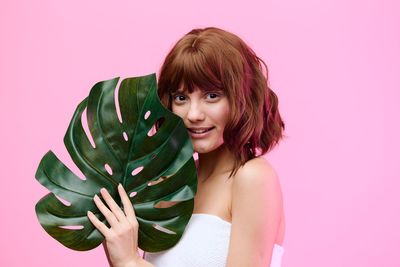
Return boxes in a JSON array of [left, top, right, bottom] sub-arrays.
[[169, 49, 224, 94], [157, 27, 285, 177]]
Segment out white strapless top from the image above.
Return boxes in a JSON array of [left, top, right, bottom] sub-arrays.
[[144, 213, 284, 267]]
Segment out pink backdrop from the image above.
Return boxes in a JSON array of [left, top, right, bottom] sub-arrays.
[[1, 0, 399, 266]]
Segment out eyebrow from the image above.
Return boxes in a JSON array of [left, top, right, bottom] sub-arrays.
[[171, 88, 185, 94], [173, 85, 191, 93]]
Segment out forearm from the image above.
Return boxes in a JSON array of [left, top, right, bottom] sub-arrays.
[[106, 257, 154, 267], [103, 243, 154, 267], [118, 258, 155, 267], [102, 242, 116, 267], [132, 258, 155, 267]]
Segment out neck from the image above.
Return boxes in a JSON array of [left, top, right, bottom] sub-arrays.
[[197, 145, 236, 181]]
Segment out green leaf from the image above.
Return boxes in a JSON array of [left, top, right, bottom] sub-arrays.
[[35, 73, 198, 252]]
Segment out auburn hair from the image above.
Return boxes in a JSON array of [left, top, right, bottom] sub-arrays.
[[157, 27, 285, 176]]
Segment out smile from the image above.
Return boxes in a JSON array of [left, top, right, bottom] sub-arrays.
[[187, 127, 215, 139], [187, 127, 214, 134]]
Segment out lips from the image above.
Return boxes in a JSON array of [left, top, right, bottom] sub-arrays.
[[187, 127, 214, 134]]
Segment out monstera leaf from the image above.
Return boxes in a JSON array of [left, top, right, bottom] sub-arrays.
[[35, 74, 197, 252]]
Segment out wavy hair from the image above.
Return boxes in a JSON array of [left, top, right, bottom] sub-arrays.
[[157, 27, 285, 176]]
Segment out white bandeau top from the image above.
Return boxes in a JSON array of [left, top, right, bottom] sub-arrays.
[[144, 213, 284, 267]]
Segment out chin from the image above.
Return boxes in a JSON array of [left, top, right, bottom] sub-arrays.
[[193, 142, 224, 154], [194, 147, 210, 154]]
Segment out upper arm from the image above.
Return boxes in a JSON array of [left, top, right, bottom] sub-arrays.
[[225, 157, 283, 267]]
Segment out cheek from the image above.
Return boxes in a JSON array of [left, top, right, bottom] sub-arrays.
[[215, 103, 230, 127], [171, 105, 186, 120]]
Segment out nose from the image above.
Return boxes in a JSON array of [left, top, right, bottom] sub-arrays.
[[187, 101, 205, 122]]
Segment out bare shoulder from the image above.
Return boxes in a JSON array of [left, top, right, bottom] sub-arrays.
[[227, 156, 284, 266], [231, 156, 283, 212], [234, 156, 279, 186]]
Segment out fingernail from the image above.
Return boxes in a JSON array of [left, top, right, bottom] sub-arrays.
[[118, 183, 122, 189], [94, 194, 99, 200], [100, 188, 107, 194], [87, 210, 93, 216]]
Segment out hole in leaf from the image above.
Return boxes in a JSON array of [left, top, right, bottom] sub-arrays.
[[129, 191, 137, 198], [58, 225, 84, 230], [82, 108, 96, 148], [152, 224, 176, 235], [147, 176, 167, 186], [154, 200, 182, 209], [131, 166, 144, 176], [144, 110, 151, 120], [147, 117, 165, 137], [147, 173, 174, 186], [147, 125, 156, 137], [55, 195, 71, 206], [104, 164, 113, 175], [114, 80, 123, 123], [123, 131, 128, 141]]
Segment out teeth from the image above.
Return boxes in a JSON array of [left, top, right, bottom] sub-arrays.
[[193, 129, 207, 133], [190, 128, 211, 134]]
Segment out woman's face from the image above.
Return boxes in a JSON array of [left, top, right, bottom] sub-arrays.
[[171, 86, 230, 154]]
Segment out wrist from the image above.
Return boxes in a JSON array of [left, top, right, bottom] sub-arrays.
[[131, 258, 154, 267], [114, 255, 140, 267]]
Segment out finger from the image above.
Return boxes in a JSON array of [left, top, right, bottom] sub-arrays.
[[93, 194, 119, 228], [87, 210, 110, 238], [99, 188, 127, 222], [118, 184, 136, 221]]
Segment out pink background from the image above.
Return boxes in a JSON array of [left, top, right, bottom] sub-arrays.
[[1, 0, 399, 266]]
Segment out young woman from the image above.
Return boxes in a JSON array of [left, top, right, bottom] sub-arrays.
[[87, 27, 286, 267]]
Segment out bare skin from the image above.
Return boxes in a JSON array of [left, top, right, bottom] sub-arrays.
[[88, 185, 154, 267], [92, 149, 284, 267], [149, 145, 285, 266], [193, 145, 285, 246], [149, 87, 285, 266], [93, 87, 285, 267]]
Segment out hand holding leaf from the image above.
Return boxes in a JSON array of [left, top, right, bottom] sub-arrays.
[[35, 74, 198, 252], [87, 185, 140, 266]]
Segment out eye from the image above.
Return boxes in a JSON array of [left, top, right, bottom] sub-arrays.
[[205, 92, 220, 101], [172, 94, 187, 104]]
